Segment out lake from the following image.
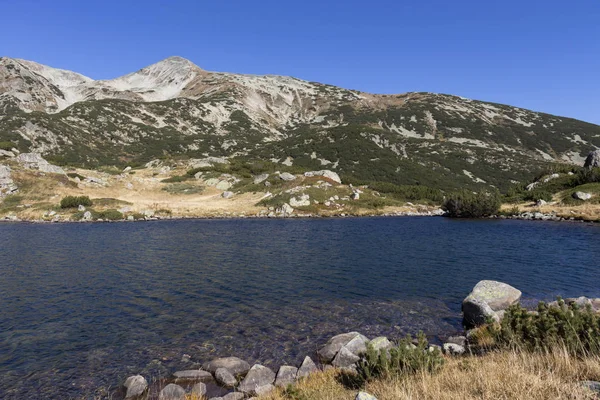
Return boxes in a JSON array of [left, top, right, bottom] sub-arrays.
[[0, 217, 599, 399]]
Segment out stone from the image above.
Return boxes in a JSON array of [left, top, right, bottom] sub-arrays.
[[297, 356, 318, 379], [580, 380, 600, 394], [463, 280, 521, 327], [223, 393, 245, 400], [216, 180, 232, 190], [143, 209, 155, 218], [535, 199, 547, 206], [275, 365, 298, 387], [566, 296, 592, 308], [317, 332, 369, 363], [203, 357, 251, 377], [173, 369, 213, 382], [279, 172, 296, 181], [191, 382, 207, 396], [369, 336, 393, 352], [0, 149, 15, 157], [344, 335, 369, 356], [78, 205, 86, 211], [277, 203, 294, 215], [573, 191, 592, 201], [158, 383, 185, 400], [356, 392, 378, 400], [0, 164, 18, 197], [253, 174, 269, 184], [304, 170, 342, 184], [584, 149, 600, 169], [253, 384, 275, 396], [204, 178, 220, 187], [222, 191, 234, 199], [446, 335, 467, 347], [123, 166, 132, 173], [443, 343, 465, 356], [215, 367, 238, 388], [351, 192, 360, 200], [123, 375, 148, 399], [289, 194, 310, 207], [125, 182, 134, 190], [331, 346, 360, 369], [83, 211, 92, 221], [238, 364, 276, 394]]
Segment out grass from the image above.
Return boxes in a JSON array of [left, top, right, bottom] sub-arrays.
[[162, 183, 205, 195], [258, 349, 600, 400]]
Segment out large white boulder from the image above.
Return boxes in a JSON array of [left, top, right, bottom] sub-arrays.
[[462, 280, 521, 327], [304, 170, 342, 184]]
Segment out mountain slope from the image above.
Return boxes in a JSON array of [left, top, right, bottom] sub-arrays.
[[0, 56, 598, 190]]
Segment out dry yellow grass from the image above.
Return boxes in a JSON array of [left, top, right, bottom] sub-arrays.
[[501, 202, 600, 222], [259, 350, 600, 400]]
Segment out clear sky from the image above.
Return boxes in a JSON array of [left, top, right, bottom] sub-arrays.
[[2, 0, 599, 124]]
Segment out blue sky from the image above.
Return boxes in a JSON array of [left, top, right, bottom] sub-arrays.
[[3, 0, 599, 124]]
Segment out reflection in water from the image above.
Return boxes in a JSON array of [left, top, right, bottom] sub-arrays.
[[0, 217, 599, 399]]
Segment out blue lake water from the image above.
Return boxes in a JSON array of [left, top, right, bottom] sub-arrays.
[[0, 217, 599, 399]]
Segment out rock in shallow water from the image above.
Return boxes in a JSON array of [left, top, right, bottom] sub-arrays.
[[203, 357, 251, 377], [173, 369, 213, 382], [191, 382, 207, 396]]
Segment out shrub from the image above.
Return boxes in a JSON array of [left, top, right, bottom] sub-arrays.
[[95, 209, 123, 221], [0, 141, 16, 151], [442, 190, 500, 218], [355, 332, 444, 385], [487, 299, 600, 356], [60, 196, 93, 209], [66, 172, 86, 180]]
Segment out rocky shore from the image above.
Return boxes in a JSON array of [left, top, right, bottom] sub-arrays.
[[114, 280, 600, 400]]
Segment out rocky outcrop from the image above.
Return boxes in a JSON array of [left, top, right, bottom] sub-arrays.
[[462, 280, 521, 327], [304, 170, 342, 184], [584, 149, 600, 169], [0, 164, 17, 197], [289, 194, 310, 207], [16, 153, 65, 174]]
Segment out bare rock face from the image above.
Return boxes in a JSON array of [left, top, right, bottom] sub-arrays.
[[584, 149, 600, 169], [0, 164, 18, 197], [304, 170, 342, 184], [16, 153, 65, 174], [463, 280, 521, 327]]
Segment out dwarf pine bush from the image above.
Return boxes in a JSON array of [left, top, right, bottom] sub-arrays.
[[60, 195, 93, 209], [489, 299, 600, 356], [355, 332, 444, 385]]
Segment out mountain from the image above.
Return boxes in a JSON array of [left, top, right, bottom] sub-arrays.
[[1, 56, 599, 191]]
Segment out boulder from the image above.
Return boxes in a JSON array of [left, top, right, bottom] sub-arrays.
[[0, 164, 18, 197], [297, 356, 318, 379], [279, 172, 296, 181], [535, 199, 547, 207], [277, 203, 294, 215], [344, 335, 369, 356], [203, 357, 251, 377], [443, 343, 466, 356], [573, 191, 592, 201], [191, 382, 207, 396], [356, 392, 378, 400], [83, 211, 92, 221], [238, 364, 276, 395], [172, 369, 213, 382], [369, 337, 393, 352], [215, 367, 238, 388], [16, 153, 65, 174], [317, 332, 369, 363], [275, 365, 298, 387], [289, 194, 310, 207], [78, 205, 86, 211], [566, 296, 592, 309], [331, 346, 360, 369], [222, 393, 245, 400], [253, 384, 275, 396], [462, 280, 521, 327], [446, 336, 467, 347], [222, 191, 234, 199], [123, 375, 148, 399], [304, 170, 342, 184], [584, 149, 600, 169], [216, 180, 233, 190], [253, 174, 269, 184], [158, 384, 185, 400]]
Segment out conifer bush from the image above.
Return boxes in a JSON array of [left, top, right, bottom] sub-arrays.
[[60, 195, 93, 209], [442, 190, 501, 218]]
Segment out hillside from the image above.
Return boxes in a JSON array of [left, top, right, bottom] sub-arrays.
[[1, 56, 600, 193]]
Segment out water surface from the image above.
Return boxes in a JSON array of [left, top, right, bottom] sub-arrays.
[[0, 217, 599, 399]]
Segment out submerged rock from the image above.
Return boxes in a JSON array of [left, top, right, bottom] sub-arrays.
[[172, 369, 212, 382]]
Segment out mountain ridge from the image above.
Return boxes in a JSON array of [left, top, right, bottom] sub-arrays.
[[1, 56, 599, 191]]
